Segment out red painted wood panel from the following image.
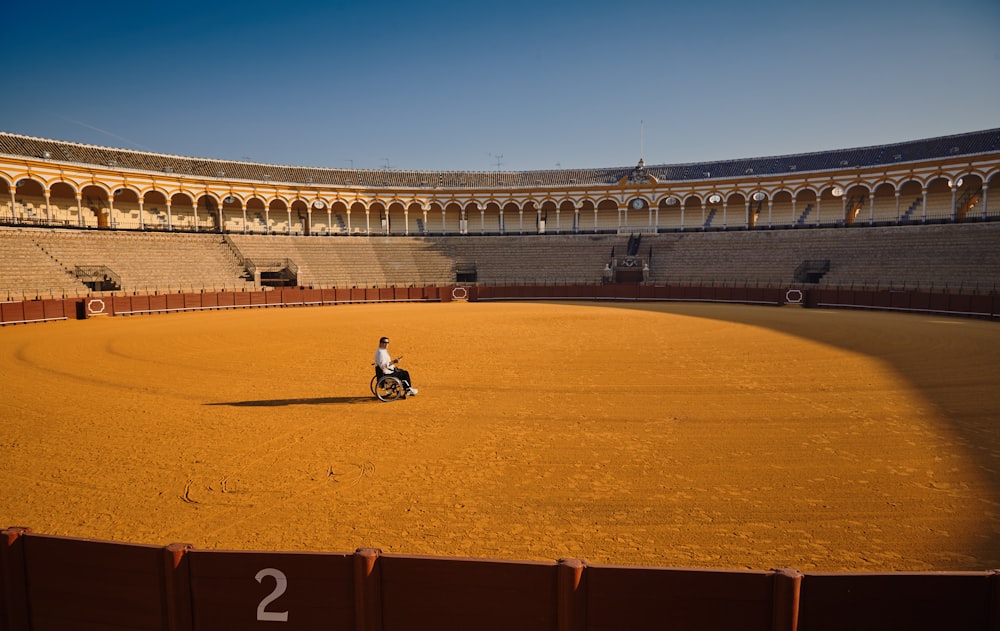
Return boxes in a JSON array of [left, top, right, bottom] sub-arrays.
[[188, 550, 354, 631]]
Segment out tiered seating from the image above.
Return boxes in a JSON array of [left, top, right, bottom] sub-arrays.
[[643, 223, 1000, 292], [230, 235, 457, 287], [0, 229, 89, 299], [447, 235, 623, 284], [4, 222, 999, 298], [14, 230, 256, 295]]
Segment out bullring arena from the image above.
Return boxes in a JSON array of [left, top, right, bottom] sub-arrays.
[[1, 130, 1000, 629]]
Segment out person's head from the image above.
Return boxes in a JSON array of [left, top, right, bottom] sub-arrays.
[[379, 336, 389, 348]]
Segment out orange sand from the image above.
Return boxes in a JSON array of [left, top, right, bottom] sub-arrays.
[[1, 301, 998, 572]]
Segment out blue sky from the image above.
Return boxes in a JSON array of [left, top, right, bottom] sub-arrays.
[[3, 0, 998, 171]]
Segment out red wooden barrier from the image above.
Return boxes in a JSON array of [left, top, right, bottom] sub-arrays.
[[130, 294, 151, 314], [585, 565, 780, 631], [968, 294, 994, 317], [20, 301, 43, 322], [10, 532, 189, 630], [910, 291, 931, 311], [0, 302, 24, 324], [113, 295, 132, 314], [378, 554, 557, 631], [301, 288, 322, 304], [188, 549, 354, 630], [165, 293, 185, 311], [3, 530, 1000, 631], [4, 285, 996, 324], [148, 294, 167, 312], [797, 572, 996, 631], [0, 527, 31, 631], [215, 291, 234, 308]]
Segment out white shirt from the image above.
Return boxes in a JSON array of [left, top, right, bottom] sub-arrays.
[[374, 347, 395, 373]]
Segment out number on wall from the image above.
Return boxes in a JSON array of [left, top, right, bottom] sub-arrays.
[[255, 568, 289, 622]]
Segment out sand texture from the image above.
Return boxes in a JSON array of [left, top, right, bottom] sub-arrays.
[[1, 301, 998, 572]]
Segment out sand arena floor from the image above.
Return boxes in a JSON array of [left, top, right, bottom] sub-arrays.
[[1, 301, 998, 572]]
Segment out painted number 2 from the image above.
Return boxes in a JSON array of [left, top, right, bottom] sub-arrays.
[[255, 568, 289, 622]]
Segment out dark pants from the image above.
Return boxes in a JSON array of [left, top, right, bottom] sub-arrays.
[[392, 368, 413, 388], [378, 366, 412, 388]]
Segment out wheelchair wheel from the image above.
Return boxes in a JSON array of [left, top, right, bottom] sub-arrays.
[[375, 375, 405, 402], [370, 374, 379, 396]]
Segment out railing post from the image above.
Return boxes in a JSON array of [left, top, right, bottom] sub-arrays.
[[354, 548, 382, 631], [771, 567, 802, 631], [557, 558, 587, 631], [162, 543, 194, 631], [0, 527, 31, 631]]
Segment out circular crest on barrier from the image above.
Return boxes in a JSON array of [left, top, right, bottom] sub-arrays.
[[87, 298, 107, 314], [451, 286, 469, 301], [785, 288, 803, 304]]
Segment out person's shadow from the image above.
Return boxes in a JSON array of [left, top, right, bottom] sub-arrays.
[[205, 396, 375, 407]]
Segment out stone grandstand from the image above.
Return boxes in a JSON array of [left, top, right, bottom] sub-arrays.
[[3, 222, 999, 302], [1, 128, 998, 303]]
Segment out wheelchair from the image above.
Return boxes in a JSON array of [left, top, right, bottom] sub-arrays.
[[370, 365, 407, 402]]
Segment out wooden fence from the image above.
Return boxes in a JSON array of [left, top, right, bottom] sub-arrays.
[[3, 283, 998, 326], [3, 529, 998, 631]]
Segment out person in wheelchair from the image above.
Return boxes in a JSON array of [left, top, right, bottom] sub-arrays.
[[374, 336, 417, 396]]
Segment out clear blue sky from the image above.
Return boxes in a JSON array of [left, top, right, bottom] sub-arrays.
[[3, 0, 998, 171]]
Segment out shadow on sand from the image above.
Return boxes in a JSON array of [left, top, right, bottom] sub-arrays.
[[206, 396, 376, 407]]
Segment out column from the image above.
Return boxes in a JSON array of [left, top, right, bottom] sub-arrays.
[[286, 207, 292, 234], [138, 198, 145, 230], [43, 190, 52, 225], [868, 192, 876, 226], [894, 191, 901, 223], [166, 200, 173, 230], [981, 185, 990, 220]]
